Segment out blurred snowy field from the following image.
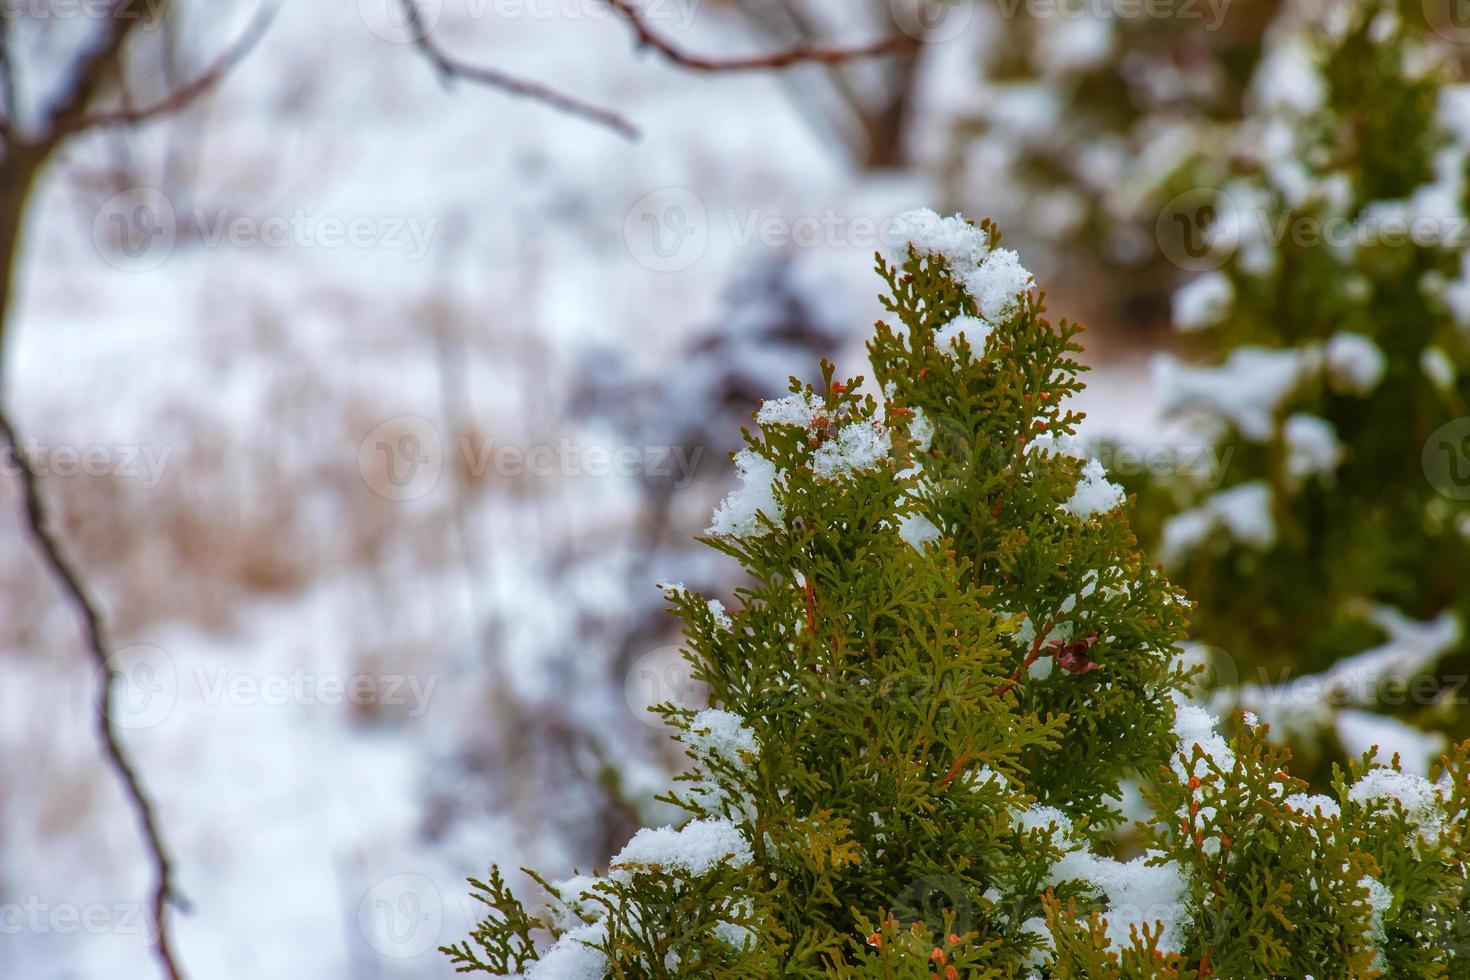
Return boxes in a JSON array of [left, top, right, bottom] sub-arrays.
[[0, 2, 1164, 977]]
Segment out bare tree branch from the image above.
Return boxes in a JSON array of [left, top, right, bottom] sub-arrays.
[[0, 409, 185, 980], [0, 15, 16, 137], [35, 1, 149, 142], [398, 0, 639, 140], [47, 6, 274, 140], [601, 0, 916, 73], [0, 6, 276, 980]]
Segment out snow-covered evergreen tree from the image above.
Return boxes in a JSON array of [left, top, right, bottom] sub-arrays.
[[1129, 0, 1470, 781], [446, 211, 1469, 976]]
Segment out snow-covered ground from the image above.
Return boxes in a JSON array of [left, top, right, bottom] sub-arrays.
[[0, 3, 1159, 977]]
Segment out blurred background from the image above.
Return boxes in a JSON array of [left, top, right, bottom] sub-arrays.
[[1, 0, 1464, 976]]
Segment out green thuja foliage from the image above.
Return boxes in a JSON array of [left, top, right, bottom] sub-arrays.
[[938, 0, 1287, 318], [448, 212, 1469, 976], [1125, 0, 1470, 781]]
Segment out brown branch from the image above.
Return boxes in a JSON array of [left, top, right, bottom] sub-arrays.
[[398, 0, 638, 140], [993, 618, 1054, 699], [33, 0, 148, 145], [935, 750, 973, 789], [602, 0, 916, 73], [0, 409, 184, 980], [0, 9, 250, 977], [47, 6, 275, 141]]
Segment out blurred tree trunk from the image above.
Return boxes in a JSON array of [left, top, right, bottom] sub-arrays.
[[859, 48, 918, 170], [0, 144, 45, 364], [0, 6, 146, 373]]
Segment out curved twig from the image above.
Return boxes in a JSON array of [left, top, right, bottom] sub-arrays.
[[0, 409, 185, 980], [50, 6, 276, 140], [398, 0, 638, 139], [601, 0, 917, 73]]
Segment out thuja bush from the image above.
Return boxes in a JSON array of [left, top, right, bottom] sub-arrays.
[[935, 0, 1285, 319], [446, 211, 1470, 976], [1127, 0, 1470, 780]]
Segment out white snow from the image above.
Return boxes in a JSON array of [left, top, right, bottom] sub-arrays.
[[1049, 850, 1190, 954], [1153, 347, 1317, 441], [547, 874, 603, 930], [1064, 458, 1125, 519], [966, 248, 1035, 323], [708, 449, 784, 537], [523, 922, 608, 980], [1336, 709, 1446, 777], [893, 208, 1033, 323], [1348, 768, 1447, 841], [909, 407, 935, 450], [756, 390, 825, 428], [1437, 85, 1470, 147], [1253, 38, 1327, 117], [1422, 346, 1457, 389], [1359, 876, 1392, 965], [898, 513, 942, 551], [1172, 272, 1234, 332], [811, 420, 890, 480], [1322, 610, 1461, 709], [1159, 481, 1276, 566], [1236, 609, 1462, 751], [610, 818, 753, 875], [1171, 702, 1236, 780], [1014, 804, 1076, 848], [1283, 793, 1341, 820], [1283, 413, 1343, 485], [1324, 333, 1387, 395], [1438, 253, 1470, 333], [1035, 16, 1114, 72], [683, 709, 758, 768], [1028, 430, 1089, 460], [893, 208, 991, 271], [707, 599, 734, 631], [935, 314, 993, 354]]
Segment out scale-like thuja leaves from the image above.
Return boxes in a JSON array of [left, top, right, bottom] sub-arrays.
[[446, 208, 1469, 978]]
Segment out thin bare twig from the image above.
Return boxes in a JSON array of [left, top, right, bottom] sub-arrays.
[[0, 6, 273, 976], [48, 6, 275, 140], [397, 0, 638, 139], [602, 0, 916, 73], [0, 409, 184, 980]]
